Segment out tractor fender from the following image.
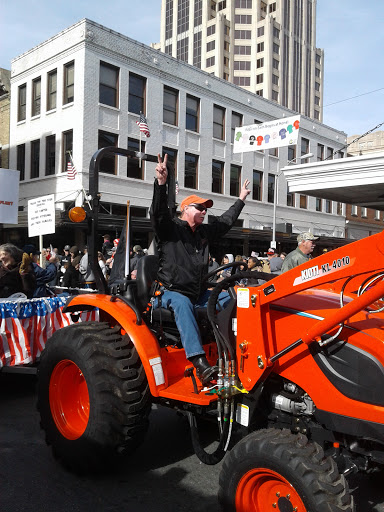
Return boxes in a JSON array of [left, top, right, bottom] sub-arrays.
[[63, 294, 167, 396]]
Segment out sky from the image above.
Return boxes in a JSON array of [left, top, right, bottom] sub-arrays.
[[0, 0, 383, 138]]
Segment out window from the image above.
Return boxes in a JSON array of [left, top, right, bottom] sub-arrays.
[[98, 131, 118, 174], [257, 42, 264, 52], [351, 205, 358, 216], [273, 26, 279, 37], [177, 37, 189, 61], [256, 74, 263, 84], [233, 76, 251, 86], [186, 94, 199, 132], [256, 89, 263, 97], [316, 54, 321, 64], [212, 160, 224, 194], [99, 61, 119, 108], [62, 130, 73, 172], [162, 147, 178, 182], [272, 74, 279, 85], [272, 90, 278, 101], [300, 195, 307, 209], [235, 0, 252, 7], [32, 77, 41, 117], [315, 96, 320, 106], [235, 30, 252, 39], [218, 0, 226, 10], [31, 140, 40, 179], [325, 200, 331, 213], [129, 73, 146, 114], [361, 207, 367, 218], [234, 45, 251, 55], [230, 165, 241, 196], [314, 110, 320, 120], [193, 32, 202, 68], [231, 112, 243, 144], [252, 170, 262, 201], [301, 138, 310, 161], [288, 145, 296, 162], [315, 68, 321, 78], [206, 56, 215, 67], [315, 82, 320, 91], [256, 58, 264, 68], [235, 14, 252, 23], [327, 147, 334, 161], [17, 144, 25, 181], [165, 0, 173, 38], [287, 193, 294, 207], [207, 25, 216, 36], [223, 56, 230, 67], [165, 44, 172, 55], [337, 202, 343, 215], [63, 61, 74, 104], [207, 40, 215, 52], [194, 0, 202, 26], [317, 144, 324, 161], [177, 0, 189, 34], [127, 137, 145, 179], [213, 105, 225, 140], [375, 210, 381, 221], [163, 86, 178, 125], [269, 147, 278, 157], [316, 198, 322, 212], [272, 58, 279, 70], [184, 153, 198, 189], [267, 174, 275, 203], [273, 43, 279, 54], [257, 26, 264, 37], [224, 40, 230, 51], [47, 70, 57, 111], [234, 61, 251, 70], [45, 135, 56, 176], [18, 84, 26, 122]]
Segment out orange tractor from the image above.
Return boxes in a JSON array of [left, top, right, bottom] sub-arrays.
[[38, 149, 384, 511]]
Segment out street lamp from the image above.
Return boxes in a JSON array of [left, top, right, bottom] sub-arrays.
[[271, 152, 314, 249]]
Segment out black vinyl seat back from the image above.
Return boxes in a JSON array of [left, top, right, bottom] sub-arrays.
[[136, 255, 159, 312]]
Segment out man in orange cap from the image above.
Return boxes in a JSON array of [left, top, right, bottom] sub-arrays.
[[151, 153, 250, 385]]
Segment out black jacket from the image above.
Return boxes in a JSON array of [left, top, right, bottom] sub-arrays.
[[150, 181, 244, 302]]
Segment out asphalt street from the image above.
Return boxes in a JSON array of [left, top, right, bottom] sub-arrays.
[[0, 372, 383, 512]]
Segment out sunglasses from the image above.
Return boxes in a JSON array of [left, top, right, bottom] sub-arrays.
[[190, 204, 207, 212]]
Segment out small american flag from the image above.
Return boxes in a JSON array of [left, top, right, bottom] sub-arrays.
[[67, 159, 77, 180], [136, 112, 150, 137]]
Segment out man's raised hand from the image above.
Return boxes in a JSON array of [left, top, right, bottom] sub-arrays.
[[156, 153, 168, 185], [239, 179, 251, 201]]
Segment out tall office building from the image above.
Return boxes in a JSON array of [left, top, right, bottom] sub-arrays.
[[159, 0, 324, 121]]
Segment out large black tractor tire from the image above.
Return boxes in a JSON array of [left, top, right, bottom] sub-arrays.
[[37, 321, 151, 473], [219, 428, 355, 512]]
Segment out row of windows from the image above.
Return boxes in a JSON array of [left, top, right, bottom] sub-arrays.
[[18, 61, 74, 122]]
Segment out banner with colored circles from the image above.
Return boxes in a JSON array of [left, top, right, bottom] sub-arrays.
[[233, 115, 300, 154]]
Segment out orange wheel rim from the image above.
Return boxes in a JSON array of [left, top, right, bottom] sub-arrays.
[[235, 468, 307, 512], [49, 359, 90, 440]]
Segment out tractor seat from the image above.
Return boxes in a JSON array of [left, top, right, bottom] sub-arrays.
[[135, 255, 208, 323]]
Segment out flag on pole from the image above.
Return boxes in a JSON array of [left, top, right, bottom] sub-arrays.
[[136, 112, 150, 137], [67, 159, 77, 180]]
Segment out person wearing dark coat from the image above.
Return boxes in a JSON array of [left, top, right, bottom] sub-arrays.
[[151, 153, 250, 385], [129, 245, 145, 273], [62, 255, 81, 288], [22, 244, 58, 298], [0, 243, 35, 298]]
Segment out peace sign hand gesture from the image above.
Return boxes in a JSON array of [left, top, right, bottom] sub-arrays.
[[155, 153, 168, 185]]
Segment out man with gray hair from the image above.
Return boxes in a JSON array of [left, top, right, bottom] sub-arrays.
[[281, 232, 319, 273]]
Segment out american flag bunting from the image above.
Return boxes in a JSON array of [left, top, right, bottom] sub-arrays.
[[67, 159, 77, 180]]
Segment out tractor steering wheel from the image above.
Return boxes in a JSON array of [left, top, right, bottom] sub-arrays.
[[203, 261, 247, 283]]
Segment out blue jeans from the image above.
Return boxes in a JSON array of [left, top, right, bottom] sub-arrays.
[[154, 289, 230, 359]]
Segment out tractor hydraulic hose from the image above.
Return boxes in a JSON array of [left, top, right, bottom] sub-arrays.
[[186, 403, 232, 465]]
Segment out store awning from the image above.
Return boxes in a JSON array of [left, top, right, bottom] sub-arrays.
[[282, 151, 384, 210]]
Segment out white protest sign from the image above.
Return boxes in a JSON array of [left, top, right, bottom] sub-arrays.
[[233, 115, 300, 153], [0, 168, 20, 224], [28, 194, 56, 237]]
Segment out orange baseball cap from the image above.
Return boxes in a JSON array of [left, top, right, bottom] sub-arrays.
[[180, 194, 213, 211]]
